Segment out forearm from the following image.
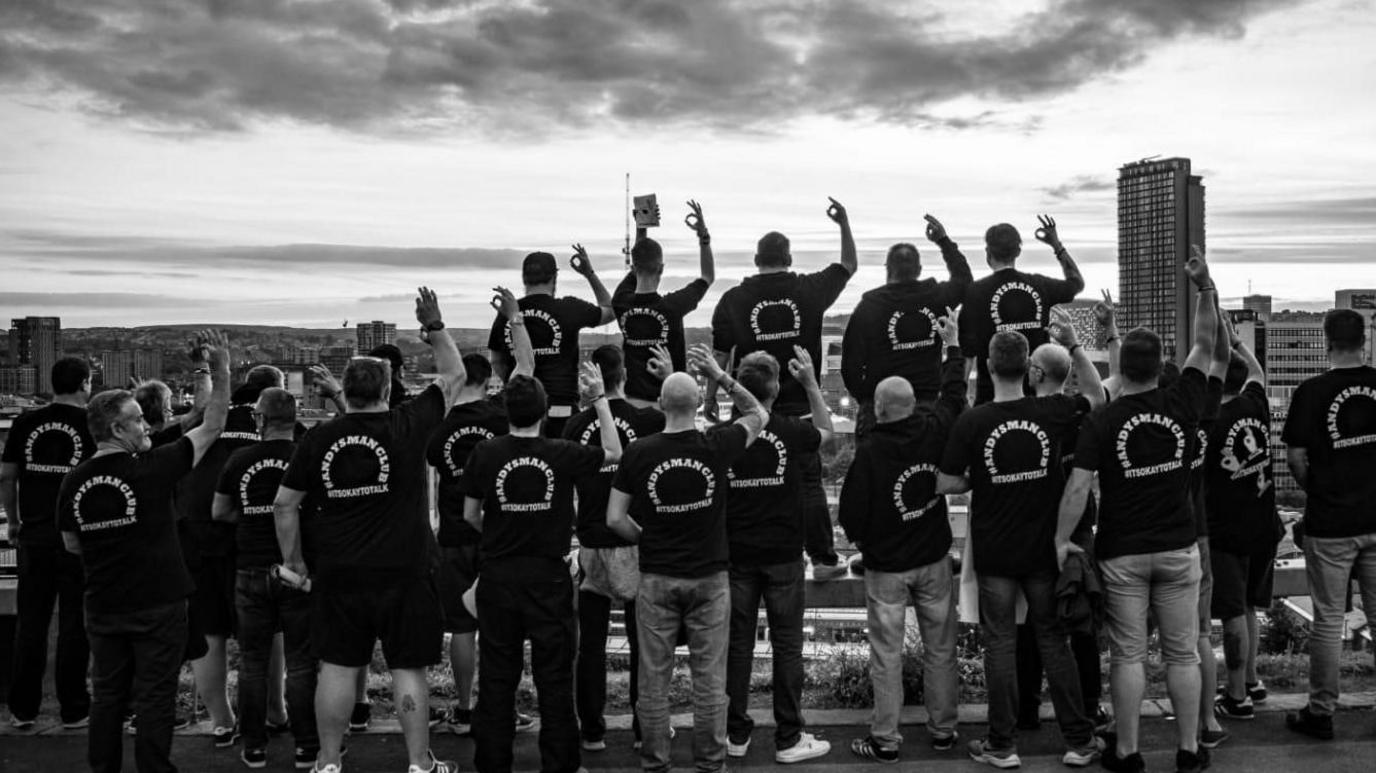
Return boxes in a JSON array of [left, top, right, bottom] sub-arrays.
[[940, 237, 973, 284], [585, 272, 615, 324], [698, 237, 715, 285], [430, 328, 464, 382], [608, 514, 641, 543], [802, 381, 832, 439], [273, 503, 304, 567], [1056, 246, 1085, 292], [1070, 346, 1104, 407], [1237, 341, 1265, 385], [839, 222, 857, 275], [202, 357, 231, 435], [593, 398, 622, 463], [507, 320, 535, 378], [1055, 479, 1091, 545], [1191, 286, 1217, 359], [1106, 331, 1121, 380]]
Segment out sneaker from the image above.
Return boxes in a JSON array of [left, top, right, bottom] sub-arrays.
[[241, 748, 267, 769], [1100, 746, 1146, 773], [213, 724, 241, 748], [514, 711, 536, 733], [295, 748, 320, 771], [10, 715, 36, 731], [931, 730, 959, 751], [1199, 727, 1229, 749], [811, 560, 848, 581], [727, 735, 751, 757], [1061, 736, 1104, 767], [1175, 746, 1210, 773], [62, 715, 91, 730], [125, 713, 192, 735], [1285, 707, 1334, 740], [445, 708, 472, 736], [311, 765, 342, 773], [1092, 705, 1112, 732], [1214, 693, 1255, 720], [348, 702, 371, 732], [775, 732, 830, 764], [967, 738, 1021, 769], [581, 738, 607, 752], [266, 719, 291, 736], [408, 750, 458, 773], [1246, 680, 1268, 704], [427, 706, 448, 728], [849, 736, 898, 764]]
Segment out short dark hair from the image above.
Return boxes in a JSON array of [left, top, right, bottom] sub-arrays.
[[592, 345, 626, 390], [1121, 327, 1164, 383], [88, 390, 134, 443], [51, 356, 90, 395], [257, 387, 297, 430], [985, 223, 1022, 263], [503, 375, 547, 429], [244, 364, 285, 394], [988, 332, 1029, 379], [343, 357, 390, 409], [631, 238, 663, 273], [755, 231, 791, 269], [736, 351, 780, 402], [1159, 360, 1181, 389], [522, 251, 557, 286], [886, 243, 921, 281], [462, 353, 492, 388], [367, 344, 404, 374], [1324, 309, 1365, 352], [1223, 352, 1249, 394], [134, 380, 172, 424]]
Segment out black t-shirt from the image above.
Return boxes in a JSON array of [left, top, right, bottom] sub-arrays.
[[216, 438, 296, 570], [1074, 366, 1207, 559], [1188, 378, 1224, 539], [1281, 365, 1376, 538], [711, 265, 851, 415], [173, 402, 261, 556], [487, 294, 603, 406], [280, 384, 446, 587], [1, 403, 94, 548], [562, 399, 665, 548], [941, 394, 1091, 576], [719, 414, 821, 566], [427, 397, 509, 547], [57, 437, 196, 614], [611, 425, 750, 578], [459, 434, 604, 569], [1206, 381, 1278, 553], [613, 274, 710, 402], [959, 269, 1080, 403]]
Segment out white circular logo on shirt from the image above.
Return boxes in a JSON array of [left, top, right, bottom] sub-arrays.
[[239, 458, 289, 516], [1220, 417, 1271, 495], [886, 308, 938, 351], [892, 463, 941, 521], [1114, 413, 1186, 479], [619, 307, 670, 347], [72, 475, 138, 531], [983, 420, 1052, 484], [321, 435, 391, 499], [1326, 386, 1376, 450], [749, 299, 802, 342], [24, 422, 85, 474], [727, 429, 787, 489], [442, 426, 496, 477], [990, 282, 1044, 332], [1191, 427, 1208, 471], [504, 309, 562, 357], [577, 416, 638, 473], [494, 456, 555, 513], [647, 457, 716, 514]]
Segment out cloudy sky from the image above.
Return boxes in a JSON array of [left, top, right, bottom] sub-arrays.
[[2, 0, 1374, 330]]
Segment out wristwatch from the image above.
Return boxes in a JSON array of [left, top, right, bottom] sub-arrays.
[[424, 319, 445, 332]]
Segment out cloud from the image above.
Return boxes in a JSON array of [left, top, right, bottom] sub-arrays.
[[1041, 175, 1115, 201], [0, 0, 1304, 136], [0, 291, 217, 308]]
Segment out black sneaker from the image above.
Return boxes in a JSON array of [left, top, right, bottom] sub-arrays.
[[446, 708, 472, 736], [1101, 746, 1146, 773], [849, 736, 899, 763], [1175, 746, 1210, 773], [266, 719, 291, 736], [1214, 693, 1255, 720], [931, 730, 959, 751], [213, 724, 241, 748], [1285, 707, 1334, 740], [348, 702, 371, 732], [294, 748, 319, 771], [125, 712, 192, 736], [1246, 681, 1267, 704], [1199, 727, 1229, 749], [241, 748, 267, 769]]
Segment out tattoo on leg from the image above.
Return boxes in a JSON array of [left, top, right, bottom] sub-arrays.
[[402, 695, 416, 714]]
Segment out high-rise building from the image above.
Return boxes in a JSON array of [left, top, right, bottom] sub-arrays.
[[279, 344, 321, 366], [1243, 294, 1273, 323], [1265, 314, 1328, 495], [356, 321, 397, 353], [1117, 158, 1205, 364], [9, 317, 61, 394], [1225, 308, 1267, 374], [100, 349, 164, 389], [0, 365, 37, 395]]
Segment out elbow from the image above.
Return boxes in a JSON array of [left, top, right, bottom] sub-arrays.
[[604, 447, 623, 466]]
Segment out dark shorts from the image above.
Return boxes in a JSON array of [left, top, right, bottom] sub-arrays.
[[1197, 537, 1214, 633], [311, 574, 444, 669], [189, 553, 237, 640], [1211, 543, 1277, 620], [436, 544, 480, 634]]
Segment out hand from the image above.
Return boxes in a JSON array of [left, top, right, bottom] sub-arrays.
[[825, 197, 849, 227], [1224, 312, 1241, 349], [490, 286, 520, 322], [285, 559, 309, 580], [309, 364, 342, 400], [1047, 308, 1078, 348], [414, 286, 443, 328], [685, 200, 708, 238], [687, 343, 724, 381], [646, 343, 674, 381], [1092, 289, 1116, 327], [201, 329, 229, 369], [1055, 540, 1085, 571], [569, 244, 595, 277], [186, 336, 208, 364], [1034, 214, 1061, 249], [1184, 244, 1211, 287], [936, 306, 960, 347], [703, 388, 722, 422], [577, 361, 606, 403], [924, 214, 947, 244], [787, 345, 817, 388]]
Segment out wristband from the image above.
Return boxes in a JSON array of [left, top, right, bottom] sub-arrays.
[[192, 367, 210, 375], [1105, 335, 1119, 344], [1197, 284, 1216, 292], [1054, 246, 1069, 258], [508, 318, 525, 326], [587, 392, 606, 402], [1069, 343, 1082, 354]]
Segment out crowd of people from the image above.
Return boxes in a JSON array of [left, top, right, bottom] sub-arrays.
[[2, 199, 1374, 773]]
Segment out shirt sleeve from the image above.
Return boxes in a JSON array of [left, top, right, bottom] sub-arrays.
[[1170, 366, 1209, 427], [789, 418, 822, 455], [611, 445, 640, 493], [1242, 380, 1269, 416], [958, 292, 979, 356], [799, 264, 852, 310], [214, 452, 242, 497], [709, 424, 751, 467], [567, 296, 604, 330], [457, 445, 487, 500], [1281, 382, 1311, 447], [559, 439, 607, 478], [939, 412, 976, 477], [1073, 414, 1103, 472], [56, 474, 77, 534], [840, 303, 869, 398], [146, 436, 196, 482], [487, 311, 509, 354], [837, 445, 872, 543], [711, 292, 735, 354], [280, 435, 317, 493], [663, 279, 710, 317], [1040, 274, 1081, 305], [398, 383, 446, 429], [612, 272, 637, 314]]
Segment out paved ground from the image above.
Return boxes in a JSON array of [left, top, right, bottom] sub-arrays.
[[3, 697, 1374, 773]]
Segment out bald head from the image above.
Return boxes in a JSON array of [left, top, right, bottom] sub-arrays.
[[659, 372, 701, 416], [1031, 343, 1071, 391], [874, 376, 917, 423]]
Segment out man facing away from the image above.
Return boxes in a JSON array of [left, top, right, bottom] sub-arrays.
[[1282, 308, 1376, 741], [841, 213, 972, 435], [274, 287, 464, 773], [606, 344, 770, 773], [839, 312, 967, 763], [937, 325, 1105, 769], [614, 199, 715, 408], [3, 357, 94, 730], [488, 247, 615, 438], [722, 346, 833, 764], [960, 215, 1085, 404], [57, 330, 232, 773], [710, 198, 857, 580], [1054, 247, 1219, 773]]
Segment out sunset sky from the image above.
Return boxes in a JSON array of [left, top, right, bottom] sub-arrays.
[[2, 0, 1374, 330]]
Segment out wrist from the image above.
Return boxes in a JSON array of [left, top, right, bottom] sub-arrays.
[[1068, 343, 1082, 355], [1196, 283, 1216, 292]]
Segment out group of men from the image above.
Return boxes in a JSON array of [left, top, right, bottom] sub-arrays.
[[1, 197, 1373, 773]]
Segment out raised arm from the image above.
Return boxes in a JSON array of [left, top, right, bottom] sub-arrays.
[[273, 486, 308, 577], [1047, 312, 1105, 409], [605, 487, 641, 543], [934, 307, 969, 418], [579, 362, 623, 465], [788, 345, 833, 449], [1209, 294, 1230, 381], [417, 286, 466, 406], [1225, 314, 1266, 387], [309, 364, 348, 415], [827, 197, 857, 276], [184, 330, 231, 467], [570, 244, 616, 325], [492, 286, 534, 379], [1035, 215, 1085, 296], [1182, 245, 1217, 374], [925, 215, 973, 294], [686, 200, 715, 286], [689, 344, 768, 445], [1094, 290, 1121, 396]]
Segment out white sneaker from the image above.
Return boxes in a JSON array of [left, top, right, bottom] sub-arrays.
[[775, 733, 831, 764], [311, 765, 341, 773], [727, 735, 751, 758], [633, 725, 674, 751], [581, 738, 607, 752]]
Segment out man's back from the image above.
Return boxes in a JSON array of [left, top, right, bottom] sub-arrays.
[[1206, 382, 1277, 554], [427, 397, 509, 548], [960, 269, 1079, 402], [842, 279, 964, 402], [613, 275, 710, 402], [563, 398, 664, 548], [719, 413, 821, 566], [1282, 365, 1376, 538], [217, 438, 297, 570], [2, 402, 93, 547], [487, 295, 602, 406]]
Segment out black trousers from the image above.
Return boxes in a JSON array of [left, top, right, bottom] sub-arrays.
[[474, 572, 579, 773], [796, 448, 839, 566], [576, 590, 639, 742], [1016, 623, 1102, 721], [8, 542, 90, 723], [235, 569, 318, 753], [87, 600, 188, 773]]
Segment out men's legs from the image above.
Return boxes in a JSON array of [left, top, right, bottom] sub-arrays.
[[54, 548, 92, 723], [190, 554, 236, 731], [391, 669, 434, 767], [684, 572, 730, 773], [279, 589, 319, 756], [636, 574, 683, 773], [315, 663, 358, 768], [576, 589, 614, 744], [527, 578, 580, 773], [268, 634, 288, 727], [129, 603, 190, 773], [862, 570, 909, 749], [381, 574, 446, 769], [910, 558, 959, 739], [1213, 547, 1252, 703], [1151, 547, 1203, 755], [1302, 535, 1358, 717], [1070, 632, 1102, 718], [87, 614, 134, 773], [797, 448, 840, 570], [725, 564, 763, 748], [1195, 538, 1224, 737], [473, 579, 524, 773], [977, 574, 1022, 751], [761, 560, 806, 751], [449, 633, 476, 715], [7, 543, 60, 722], [1014, 624, 1043, 726], [624, 600, 642, 743], [1099, 553, 1152, 758], [235, 570, 275, 752], [1021, 572, 1093, 749]]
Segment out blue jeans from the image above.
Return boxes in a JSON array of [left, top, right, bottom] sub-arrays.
[[636, 572, 729, 773], [863, 559, 959, 746], [1303, 532, 1376, 716], [979, 572, 1093, 751], [235, 568, 318, 753], [726, 559, 805, 750]]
